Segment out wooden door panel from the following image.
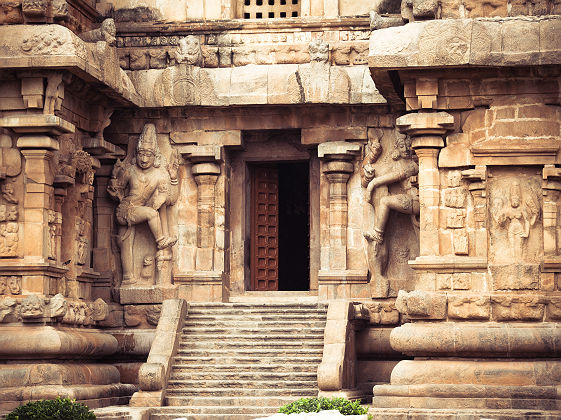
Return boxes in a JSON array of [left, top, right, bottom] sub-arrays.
[[251, 166, 279, 291]]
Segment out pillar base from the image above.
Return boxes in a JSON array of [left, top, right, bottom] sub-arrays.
[[0, 363, 136, 411], [373, 359, 561, 414], [369, 408, 561, 419]]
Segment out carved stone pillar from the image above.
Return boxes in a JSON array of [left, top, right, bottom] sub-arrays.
[[318, 142, 361, 272], [462, 165, 487, 257], [192, 162, 221, 272], [176, 144, 225, 301], [397, 112, 454, 257], [325, 161, 353, 270], [317, 142, 367, 298], [0, 114, 73, 295], [542, 165, 561, 280]]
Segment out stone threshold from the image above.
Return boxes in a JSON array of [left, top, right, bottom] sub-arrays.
[[229, 291, 319, 304]]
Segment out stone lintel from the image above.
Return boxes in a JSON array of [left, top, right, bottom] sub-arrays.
[[317, 141, 361, 159], [1, 114, 74, 136], [542, 257, 561, 271], [303, 127, 367, 145], [408, 256, 487, 271], [171, 130, 242, 147], [317, 270, 368, 283], [174, 271, 224, 285], [471, 138, 561, 165]]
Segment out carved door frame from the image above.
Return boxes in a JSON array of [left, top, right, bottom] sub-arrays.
[[228, 130, 320, 295]]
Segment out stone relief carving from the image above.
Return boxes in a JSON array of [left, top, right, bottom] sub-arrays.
[[48, 293, 67, 318], [124, 304, 161, 327], [308, 38, 329, 63], [43, 73, 64, 114], [0, 276, 21, 295], [0, 297, 17, 322], [362, 130, 419, 296], [491, 179, 540, 261], [47, 209, 57, 260], [79, 18, 116, 46], [173, 35, 203, 66], [0, 289, 109, 324], [0, 205, 19, 257], [20, 294, 46, 319], [1, 178, 18, 204], [108, 123, 180, 286], [443, 170, 470, 255], [21, 27, 68, 54]]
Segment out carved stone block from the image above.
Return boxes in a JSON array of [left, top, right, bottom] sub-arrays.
[[395, 290, 446, 319], [447, 209, 465, 228], [444, 188, 467, 208], [365, 302, 400, 325], [491, 295, 545, 321], [22, 0, 47, 17], [490, 264, 540, 290], [453, 229, 469, 255], [448, 295, 490, 320]]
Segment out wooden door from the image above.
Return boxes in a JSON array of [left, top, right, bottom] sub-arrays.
[[251, 165, 279, 291]]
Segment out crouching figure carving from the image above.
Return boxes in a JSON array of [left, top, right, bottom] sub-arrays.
[[108, 124, 180, 286]]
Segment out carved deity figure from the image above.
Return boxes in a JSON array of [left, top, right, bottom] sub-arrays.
[[174, 35, 202, 66], [492, 180, 539, 259], [362, 131, 419, 296], [108, 123, 180, 284]]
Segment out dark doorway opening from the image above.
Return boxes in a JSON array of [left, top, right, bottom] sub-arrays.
[[278, 161, 309, 291], [250, 161, 310, 291]]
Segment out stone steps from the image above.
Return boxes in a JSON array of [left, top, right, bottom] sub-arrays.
[[173, 355, 322, 364], [167, 379, 318, 389], [171, 362, 319, 373], [161, 301, 327, 419], [151, 407, 278, 420], [182, 320, 327, 328], [164, 387, 316, 397]]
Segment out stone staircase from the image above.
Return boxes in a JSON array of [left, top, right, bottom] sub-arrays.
[[151, 302, 328, 420]]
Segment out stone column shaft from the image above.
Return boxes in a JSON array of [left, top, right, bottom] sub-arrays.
[[20, 146, 55, 263], [415, 147, 440, 256], [324, 162, 353, 271], [192, 163, 220, 271]]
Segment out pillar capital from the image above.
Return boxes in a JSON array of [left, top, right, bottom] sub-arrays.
[[178, 144, 222, 164], [317, 141, 361, 161], [396, 111, 454, 140]]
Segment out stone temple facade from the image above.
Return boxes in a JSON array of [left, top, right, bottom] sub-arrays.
[[0, 0, 561, 418]]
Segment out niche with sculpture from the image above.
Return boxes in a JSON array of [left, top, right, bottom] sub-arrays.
[[361, 129, 419, 297], [0, 131, 22, 258], [488, 167, 542, 290], [108, 124, 180, 287]]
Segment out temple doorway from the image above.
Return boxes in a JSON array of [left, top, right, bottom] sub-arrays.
[[250, 161, 310, 291]]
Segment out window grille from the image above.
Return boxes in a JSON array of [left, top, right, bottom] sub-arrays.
[[242, 0, 300, 19]]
